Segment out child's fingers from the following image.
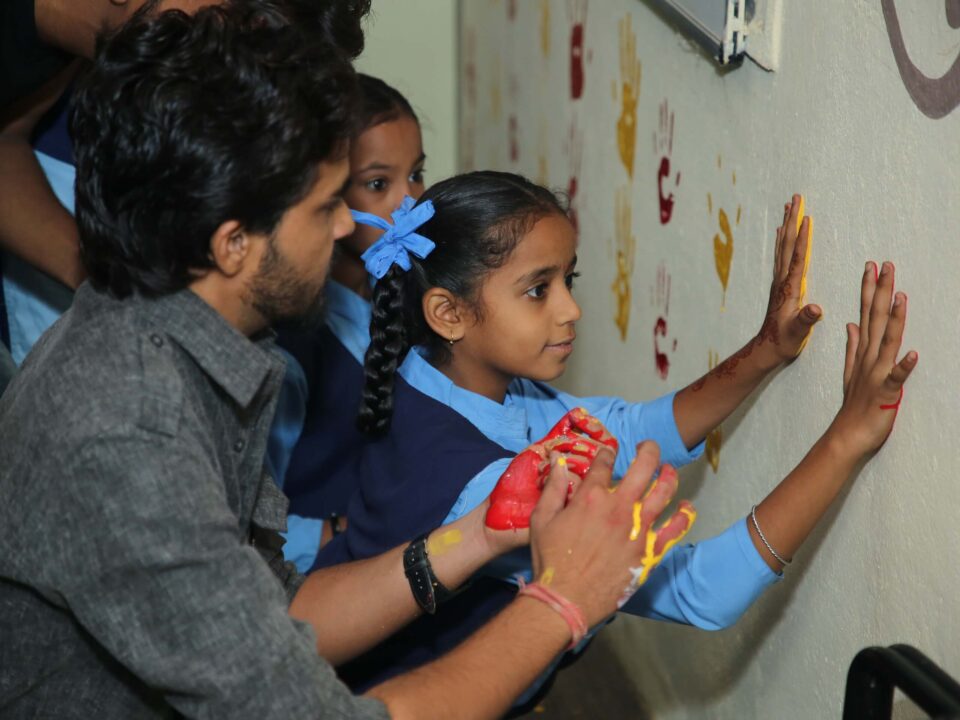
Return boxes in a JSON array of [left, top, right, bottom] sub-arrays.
[[575, 445, 617, 496], [885, 350, 918, 391], [857, 262, 877, 361], [779, 197, 802, 282], [615, 441, 661, 505], [866, 263, 895, 362], [786, 217, 811, 288], [530, 453, 574, 529], [877, 292, 907, 369], [843, 323, 859, 391]]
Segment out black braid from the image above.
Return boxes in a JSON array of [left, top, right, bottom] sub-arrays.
[[357, 266, 409, 435]]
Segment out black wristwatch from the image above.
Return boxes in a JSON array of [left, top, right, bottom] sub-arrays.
[[403, 533, 458, 615]]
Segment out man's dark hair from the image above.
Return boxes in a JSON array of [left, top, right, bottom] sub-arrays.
[[70, 6, 359, 298]]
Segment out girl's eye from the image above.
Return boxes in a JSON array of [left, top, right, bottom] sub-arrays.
[[409, 169, 426, 185], [525, 284, 548, 299], [565, 271, 581, 290], [365, 178, 388, 192]]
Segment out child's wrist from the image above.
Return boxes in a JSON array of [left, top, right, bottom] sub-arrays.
[[751, 333, 785, 372], [821, 418, 869, 464]]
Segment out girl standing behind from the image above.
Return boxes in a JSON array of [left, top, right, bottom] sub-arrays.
[[267, 75, 426, 571]]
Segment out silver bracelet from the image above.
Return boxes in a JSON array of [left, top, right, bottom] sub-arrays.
[[750, 505, 791, 566]]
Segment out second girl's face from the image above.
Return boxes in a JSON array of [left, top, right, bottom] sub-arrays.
[[455, 213, 582, 400], [341, 115, 426, 257]]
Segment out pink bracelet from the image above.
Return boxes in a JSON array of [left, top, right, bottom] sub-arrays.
[[517, 579, 588, 650]]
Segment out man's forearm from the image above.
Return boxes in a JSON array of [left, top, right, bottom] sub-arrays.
[[366, 596, 569, 720], [289, 510, 500, 665]]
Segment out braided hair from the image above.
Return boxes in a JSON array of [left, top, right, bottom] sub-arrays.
[[357, 171, 568, 435]]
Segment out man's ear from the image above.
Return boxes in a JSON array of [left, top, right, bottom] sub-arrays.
[[208, 219, 255, 279], [423, 287, 469, 343]]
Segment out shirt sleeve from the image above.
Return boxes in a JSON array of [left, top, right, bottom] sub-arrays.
[[516, 381, 704, 480], [265, 348, 308, 488], [620, 517, 781, 630], [282, 514, 324, 574], [55, 436, 388, 720]]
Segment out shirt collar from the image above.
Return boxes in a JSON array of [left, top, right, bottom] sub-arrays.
[[397, 347, 530, 451], [145, 288, 281, 408], [325, 279, 372, 326]]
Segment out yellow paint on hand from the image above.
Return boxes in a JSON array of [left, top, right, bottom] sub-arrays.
[[632, 503, 699, 586], [795, 196, 814, 355], [705, 350, 722, 473], [556, 456, 567, 468], [630, 501, 643, 541], [426, 529, 462, 557], [540, 567, 555, 586]]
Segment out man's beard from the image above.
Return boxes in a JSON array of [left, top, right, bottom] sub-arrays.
[[247, 237, 328, 331]]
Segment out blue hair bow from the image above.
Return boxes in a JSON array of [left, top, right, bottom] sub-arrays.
[[352, 196, 436, 279]]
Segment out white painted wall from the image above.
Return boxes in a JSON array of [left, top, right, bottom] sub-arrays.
[[355, 0, 459, 185], [460, 1, 960, 717]]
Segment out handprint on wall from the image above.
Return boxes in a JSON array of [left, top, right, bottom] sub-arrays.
[[652, 99, 680, 224], [507, 0, 517, 22], [565, 121, 583, 232], [508, 114, 519, 164], [540, 0, 551, 58], [705, 350, 722, 472], [616, 14, 642, 179], [536, 120, 549, 185], [651, 263, 676, 380], [707, 156, 740, 310], [568, 0, 588, 100], [489, 55, 502, 122], [611, 186, 636, 341]]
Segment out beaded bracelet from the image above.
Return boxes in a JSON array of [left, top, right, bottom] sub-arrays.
[[750, 504, 791, 567], [517, 579, 588, 650]]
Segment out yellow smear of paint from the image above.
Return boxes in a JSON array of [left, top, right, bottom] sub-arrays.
[[426, 529, 462, 557], [629, 501, 643, 541], [796, 197, 814, 355], [633, 503, 699, 586], [556, 456, 567, 468], [540, 567, 555, 586], [707, 192, 713, 215]]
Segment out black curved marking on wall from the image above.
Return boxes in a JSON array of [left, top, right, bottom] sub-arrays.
[[881, 0, 960, 118]]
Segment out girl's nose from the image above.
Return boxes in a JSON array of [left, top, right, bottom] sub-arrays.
[[559, 287, 582, 324]]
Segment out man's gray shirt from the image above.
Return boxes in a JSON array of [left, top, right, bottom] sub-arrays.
[[0, 283, 389, 719]]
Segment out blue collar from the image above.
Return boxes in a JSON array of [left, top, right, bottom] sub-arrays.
[[397, 347, 531, 452], [324, 280, 372, 364]]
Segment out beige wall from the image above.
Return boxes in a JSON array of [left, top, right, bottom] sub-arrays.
[[460, 1, 960, 717], [356, 0, 459, 185]]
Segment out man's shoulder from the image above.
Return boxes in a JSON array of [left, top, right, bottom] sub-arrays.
[[3, 293, 192, 446]]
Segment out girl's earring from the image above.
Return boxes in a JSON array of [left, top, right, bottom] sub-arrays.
[[449, 334, 456, 346]]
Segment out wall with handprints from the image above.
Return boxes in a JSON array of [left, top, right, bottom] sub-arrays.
[[458, 1, 960, 718]]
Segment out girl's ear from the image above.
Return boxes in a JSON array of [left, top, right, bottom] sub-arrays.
[[209, 220, 254, 279], [423, 287, 468, 343]]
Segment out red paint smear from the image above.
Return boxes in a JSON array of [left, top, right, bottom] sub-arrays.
[[567, 176, 579, 232], [570, 24, 585, 99], [654, 317, 670, 380], [509, 115, 519, 163], [657, 156, 676, 225], [879, 386, 904, 410]]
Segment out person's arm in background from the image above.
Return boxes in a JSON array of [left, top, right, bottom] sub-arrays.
[[363, 442, 693, 720], [0, 61, 85, 290]]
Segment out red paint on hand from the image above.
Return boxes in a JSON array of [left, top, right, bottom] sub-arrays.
[[485, 409, 618, 530], [880, 386, 904, 410]]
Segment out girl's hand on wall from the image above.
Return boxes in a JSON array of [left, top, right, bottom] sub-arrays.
[[829, 261, 917, 456], [754, 194, 823, 368]]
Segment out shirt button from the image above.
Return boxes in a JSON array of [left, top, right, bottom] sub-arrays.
[[233, 438, 245, 452], [150, 333, 164, 348]]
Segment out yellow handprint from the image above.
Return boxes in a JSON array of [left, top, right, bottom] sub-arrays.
[[707, 157, 740, 310], [611, 186, 636, 341], [616, 14, 641, 179], [705, 350, 722, 473], [539, 0, 551, 58]]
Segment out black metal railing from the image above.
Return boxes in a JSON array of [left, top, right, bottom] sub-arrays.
[[843, 644, 960, 719]]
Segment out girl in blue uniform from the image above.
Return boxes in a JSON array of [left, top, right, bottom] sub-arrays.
[[267, 75, 427, 570], [315, 171, 916, 700]]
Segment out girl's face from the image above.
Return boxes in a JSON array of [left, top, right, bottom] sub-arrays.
[[452, 213, 582, 401], [341, 115, 425, 258]]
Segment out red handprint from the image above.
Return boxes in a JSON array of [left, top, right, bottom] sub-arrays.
[[651, 263, 675, 380], [508, 115, 519, 164], [653, 100, 680, 225], [565, 121, 583, 232], [568, 0, 587, 100], [486, 409, 618, 531]]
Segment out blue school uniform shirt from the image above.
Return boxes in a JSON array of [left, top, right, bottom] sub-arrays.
[[266, 279, 372, 571], [314, 346, 780, 691]]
